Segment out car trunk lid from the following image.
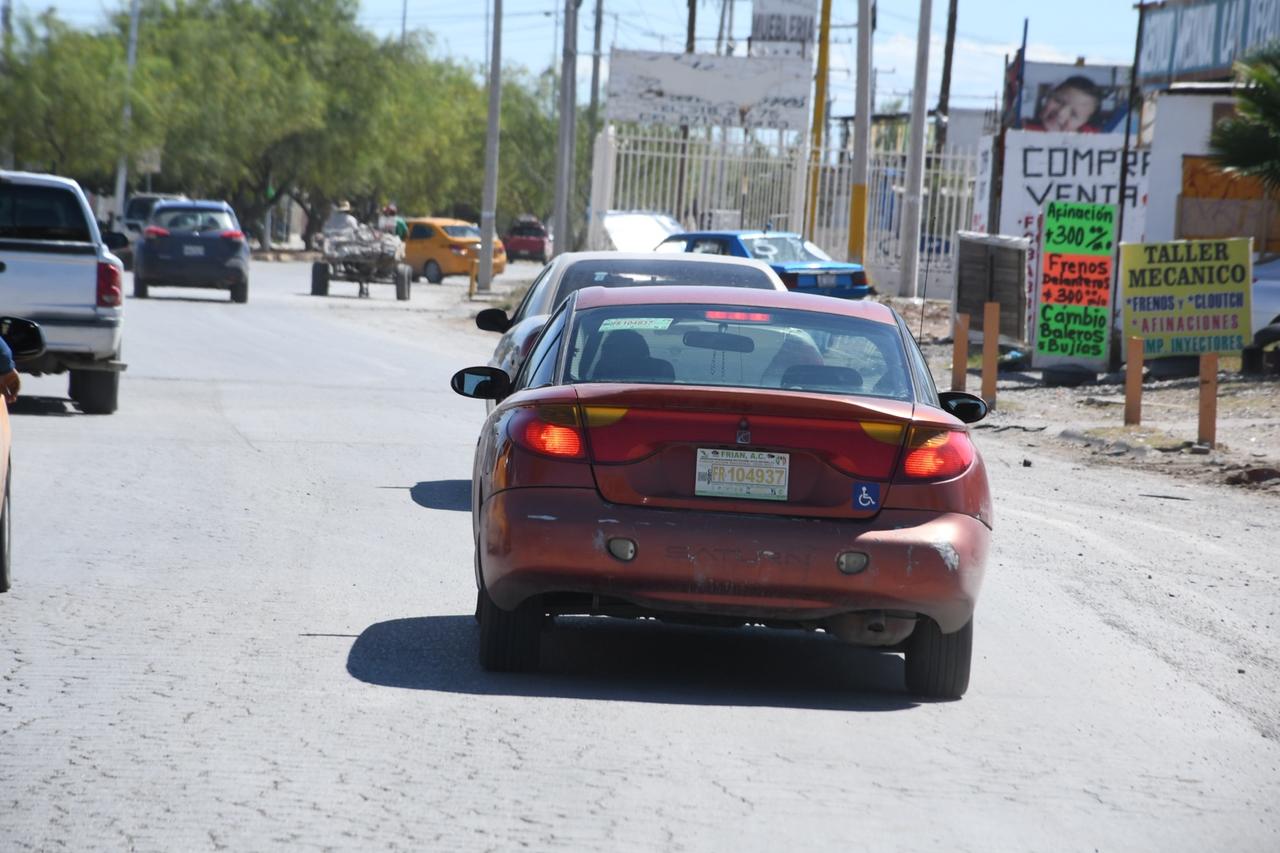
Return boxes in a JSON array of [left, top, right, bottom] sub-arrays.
[[577, 385, 911, 519]]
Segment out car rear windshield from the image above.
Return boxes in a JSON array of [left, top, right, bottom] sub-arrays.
[[554, 259, 775, 306], [443, 225, 481, 239], [742, 235, 830, 263], [510, 223, 546, 237], [153, 208, 236, 232], [566, 303, 913, 401], [0, 184, 92, 242]]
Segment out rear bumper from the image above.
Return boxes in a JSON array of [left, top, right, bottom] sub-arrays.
[[18, 314, 123, 372], [480, 487, 989, 632], [135, 254, 247, 287]]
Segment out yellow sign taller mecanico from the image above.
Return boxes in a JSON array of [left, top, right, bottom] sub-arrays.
[[1119, 238, 1253, 358]]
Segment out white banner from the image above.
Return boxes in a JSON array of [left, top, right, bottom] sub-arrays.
[[605, 50, 811, 130]]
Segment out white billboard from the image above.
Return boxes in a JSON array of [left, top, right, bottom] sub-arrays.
[[605, 50, 811, 130]]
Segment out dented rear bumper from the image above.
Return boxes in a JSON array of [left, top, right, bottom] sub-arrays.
[[480, 487, 989, 632]]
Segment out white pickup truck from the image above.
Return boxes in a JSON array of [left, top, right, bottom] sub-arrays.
[[0, 170, 126, 413]]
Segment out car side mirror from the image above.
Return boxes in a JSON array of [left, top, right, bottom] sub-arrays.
[[0, 317, 47, 362], [450, 366, 512, 401], [103, 231, 130, 251], [938, 391, 988, 424], [475, 307, 511, 333]]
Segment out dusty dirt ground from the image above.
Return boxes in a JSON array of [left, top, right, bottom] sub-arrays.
[[886, 296, 1280, 498]]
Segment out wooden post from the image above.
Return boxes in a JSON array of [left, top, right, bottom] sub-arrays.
[[951, 313, 970, 392], [1124, 336, 1143, 426], [981, 302, 999, 407], [1198, 353, 1218, 447]]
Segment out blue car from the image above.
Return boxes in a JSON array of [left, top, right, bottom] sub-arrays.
[[655, 230, 872, 299], [133, 200, 250, 303]]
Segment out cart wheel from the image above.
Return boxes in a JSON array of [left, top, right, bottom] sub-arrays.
[[310, 262, 330, 296], [395, 264, 412, 301]]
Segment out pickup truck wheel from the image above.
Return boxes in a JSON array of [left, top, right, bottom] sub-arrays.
[[395, 264, 412, 301], [477, 588, 542, 672], [424, 260, 443, 284], [0, 463, 11, 593], [133, 278, 149, 298], [904, 617, 972, 699], [230, 278, 249, 304], [310, 262, 330, 296], [70, 369, 120, 415]]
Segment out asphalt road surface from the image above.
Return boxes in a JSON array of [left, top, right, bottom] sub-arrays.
[[3, 262, 1277, 851]]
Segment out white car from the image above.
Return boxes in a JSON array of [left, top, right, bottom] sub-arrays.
[[0, 170, 127, 413], [1252, 256, 1280, 339]]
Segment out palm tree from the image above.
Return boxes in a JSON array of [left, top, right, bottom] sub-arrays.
[[1209, 46, 1280, 193]]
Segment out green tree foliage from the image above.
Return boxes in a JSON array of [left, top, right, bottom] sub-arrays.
[[1210, 46, 1280, 194], [2, 0, 564, 241]]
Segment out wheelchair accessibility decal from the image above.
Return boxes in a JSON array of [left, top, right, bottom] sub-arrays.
[[853, 483, 881, 510]]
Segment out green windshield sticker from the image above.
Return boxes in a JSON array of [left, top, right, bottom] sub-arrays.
[[599, 317, 673, 331]]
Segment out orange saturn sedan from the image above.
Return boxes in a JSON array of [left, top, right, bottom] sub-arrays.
[[404, 217, 506, 284], [451, 286, 993, 698]]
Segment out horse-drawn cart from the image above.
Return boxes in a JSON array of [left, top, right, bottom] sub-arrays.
[[311, 225, 412, 300]]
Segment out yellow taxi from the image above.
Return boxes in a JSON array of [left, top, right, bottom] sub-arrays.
[[404, 217, 507, 284]]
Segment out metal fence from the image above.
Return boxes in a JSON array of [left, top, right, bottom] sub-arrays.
[[589, 126, 979, 297]]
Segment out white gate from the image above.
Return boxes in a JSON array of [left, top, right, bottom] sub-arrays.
[[589, 126, 978, 298]]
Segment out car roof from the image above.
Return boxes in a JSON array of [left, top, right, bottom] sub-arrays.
[[152, 199, 232, 211], [667, 230, 800, 240], [572, 285, 899, 325], [555, 251, 774, 268], [406, 217, 472, 226], [0, 169, 85, 192]]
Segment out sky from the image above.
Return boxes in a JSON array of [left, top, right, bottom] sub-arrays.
[[30, 0, 1141, 117]]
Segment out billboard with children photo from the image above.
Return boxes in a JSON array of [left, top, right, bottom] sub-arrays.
[[1014, 62, 1133, 134]]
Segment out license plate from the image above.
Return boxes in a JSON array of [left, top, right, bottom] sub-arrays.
[[817, 273, 838, 288], [183, 244, 205, 257], [695, 448, 789, 501]]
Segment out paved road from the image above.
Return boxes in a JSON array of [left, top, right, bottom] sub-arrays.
[[2, 262, 1277, 851]]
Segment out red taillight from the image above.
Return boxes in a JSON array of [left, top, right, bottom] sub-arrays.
[[705, 310, 772, 322], [510, 406, 586, 459], [143, 225, 169, 239], [220, 229, 244, 241], [96, 262, 123, 307], [899, 428, 974, 480]]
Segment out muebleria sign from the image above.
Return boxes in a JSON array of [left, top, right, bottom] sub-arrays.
[[1120, 238, 1253, 358], [751, 0, 817, 57]]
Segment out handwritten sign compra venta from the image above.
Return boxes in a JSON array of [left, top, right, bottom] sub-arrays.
[[1035, 201, 1115, 365], [1120, 238, 1252, 358]]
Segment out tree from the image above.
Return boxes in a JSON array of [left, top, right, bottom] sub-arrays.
[[1210, 46, 1280, 193]]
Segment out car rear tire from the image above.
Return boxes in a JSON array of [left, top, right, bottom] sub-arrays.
[[133, 278, 149, 298], [69, 369, 120, 415], [904, 617, 972, 699], [311, 262, 330, 296], [0, 462, 11, 593], [424, 260, 443, 284], [395, 264, 412, 301], [230, 278, 249, 304], [477, 587, 542, 672]]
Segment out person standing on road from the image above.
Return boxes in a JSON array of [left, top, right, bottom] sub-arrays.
[[0, 336, 20, 403]]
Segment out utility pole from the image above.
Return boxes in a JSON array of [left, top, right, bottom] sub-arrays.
[[111, 0, 142, 223], [478, 0, 503, 292], [900, 0, 932, 299], [716, 0, 728, 55], [935, 0, 958, 152], [551, 0, 579, 257], [847, 0, 873, 263], [588, 0, 603, 142], [805, 0, 833, 240], [401, 0, 408, 46], [673, 0, 695, 225]]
